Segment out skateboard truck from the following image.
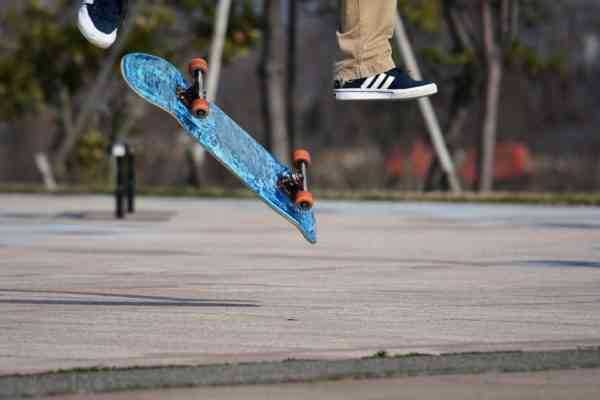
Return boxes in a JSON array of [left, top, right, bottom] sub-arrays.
[[177, 58, 210, 118], [279, 149, 315, 210]]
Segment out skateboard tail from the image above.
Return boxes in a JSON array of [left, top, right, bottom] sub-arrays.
[[120, 53, 317, 244]]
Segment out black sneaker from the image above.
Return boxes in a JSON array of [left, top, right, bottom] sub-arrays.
[[77, 0, 126, 49], [334, 68, 438, 101]]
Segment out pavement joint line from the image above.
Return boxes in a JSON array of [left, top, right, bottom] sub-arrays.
[[1, 349, 600, 398]]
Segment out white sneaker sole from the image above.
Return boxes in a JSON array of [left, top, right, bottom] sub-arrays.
[[335, 83, 438, 101], [77, 4, 117, 49]]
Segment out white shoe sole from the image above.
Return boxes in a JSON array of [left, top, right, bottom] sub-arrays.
[[77, 4, 117, 49], [335, 83, 438, 101]]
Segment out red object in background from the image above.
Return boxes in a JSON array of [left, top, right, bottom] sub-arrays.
[[384, 140, 434, 179], [410, 139, 434, 178], [461, 142, 532, 184], [385, 140, 532, 183], [385, 145, 404, 177]]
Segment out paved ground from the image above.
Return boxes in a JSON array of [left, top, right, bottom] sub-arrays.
[[47, 369, 600, 400], [1, 194, 600, 375]]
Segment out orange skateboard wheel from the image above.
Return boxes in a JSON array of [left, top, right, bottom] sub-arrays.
[[189, 58, 208, 76], [295, 191, 315, 210], [293, 149, 311, 167], [191, 98, 209, 118]]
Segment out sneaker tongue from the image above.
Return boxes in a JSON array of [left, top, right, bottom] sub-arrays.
[[388, 67, 406, 76]]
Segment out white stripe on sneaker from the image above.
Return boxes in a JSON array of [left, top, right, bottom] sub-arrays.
[[335, 83, 438, 101], [371, 74, 387, 89], [381, 76, 395, 90], [361, 76, 376, 89]]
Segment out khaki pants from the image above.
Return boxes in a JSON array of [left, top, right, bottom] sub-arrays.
[[335, 0, 397, 82]]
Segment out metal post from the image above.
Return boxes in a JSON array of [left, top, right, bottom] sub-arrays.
[[34, 153, 57, 192], [207, 0, 233, 102], [187, 0, 232, 173], [394, 14, 462, 193]]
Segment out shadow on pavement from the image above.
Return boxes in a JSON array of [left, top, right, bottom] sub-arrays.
[[0, 289, 259, 308]]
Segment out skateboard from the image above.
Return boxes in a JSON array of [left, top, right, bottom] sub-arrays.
[[121, 53, 317, 244]]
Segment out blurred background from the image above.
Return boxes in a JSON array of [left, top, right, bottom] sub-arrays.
[[0, 0, 599, 194]]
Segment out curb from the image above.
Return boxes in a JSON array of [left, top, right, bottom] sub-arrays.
[[1, 349, 600, 398]]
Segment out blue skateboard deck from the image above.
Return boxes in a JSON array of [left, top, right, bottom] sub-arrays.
[[121, 53, 317, 244]]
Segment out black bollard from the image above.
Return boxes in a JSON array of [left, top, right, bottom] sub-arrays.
[[113, 142, 136, 219], [113, 143, 127, 219], [115, 153, 125, 219], [126, 150, 136, 214]]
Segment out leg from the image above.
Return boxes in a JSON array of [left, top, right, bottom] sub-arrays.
[[78, 0, 126, 49], [334, 0, 438, 101], [335, 0, 397, 83]]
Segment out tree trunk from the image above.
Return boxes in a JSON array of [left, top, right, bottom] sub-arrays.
[[260, 0, 290, 164], [286, 0, 297, 151], [510, 0, 520, 40], [500, 0, 511, 43], [478, 0, 503, 192], [55, 88, 76, 178]]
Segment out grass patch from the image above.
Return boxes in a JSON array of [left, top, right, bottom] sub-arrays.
[[364, 350, 390, 359], [1, 183, 599, 206], [316, 190, 600, 206]]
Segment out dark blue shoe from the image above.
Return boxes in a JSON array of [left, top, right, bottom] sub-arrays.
[[78, 0, 125, 49], [334, 67, 437, 101]]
